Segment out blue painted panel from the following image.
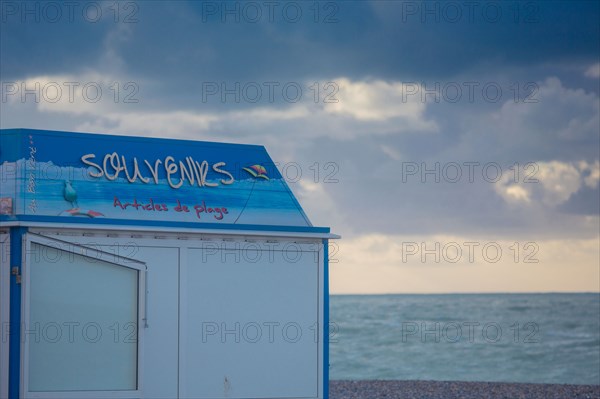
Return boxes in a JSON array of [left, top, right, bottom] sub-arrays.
[[0, 129, 316, 228]]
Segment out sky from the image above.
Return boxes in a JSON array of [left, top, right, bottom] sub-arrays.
[[1, 0, 599, 293]]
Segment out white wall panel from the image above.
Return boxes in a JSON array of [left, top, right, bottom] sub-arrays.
[[183, 245, 319, 399]]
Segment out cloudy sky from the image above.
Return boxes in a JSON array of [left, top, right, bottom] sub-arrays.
[[1, 1, 599, 293]]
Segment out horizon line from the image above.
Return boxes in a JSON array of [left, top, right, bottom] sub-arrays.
[[331, 291, 600, 296]]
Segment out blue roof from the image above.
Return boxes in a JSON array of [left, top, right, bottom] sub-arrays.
[[0, 129, 328, 233]]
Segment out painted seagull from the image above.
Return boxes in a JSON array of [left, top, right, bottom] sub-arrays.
[[63, 180, 78, 209]]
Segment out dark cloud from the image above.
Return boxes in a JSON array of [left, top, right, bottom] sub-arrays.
[[2, 1, 598, 82], [1, 0, 598, 241]]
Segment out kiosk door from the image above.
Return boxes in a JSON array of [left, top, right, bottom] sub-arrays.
[[21, 234, 146, 399]]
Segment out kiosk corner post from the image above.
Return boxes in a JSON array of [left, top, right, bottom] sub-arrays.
[[8, 227, 26, 399], [323, 238, 329, 399]]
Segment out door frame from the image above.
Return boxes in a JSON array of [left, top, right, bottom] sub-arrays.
[[20, 233, 146, 399]]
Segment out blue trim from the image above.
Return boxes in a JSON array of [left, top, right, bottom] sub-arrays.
[[0, 215, 330, 234], [8, 227, 26, 399], [323, 239, 329, 399]]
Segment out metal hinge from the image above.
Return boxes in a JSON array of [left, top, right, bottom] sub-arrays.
[[11, 267, 21, 284]]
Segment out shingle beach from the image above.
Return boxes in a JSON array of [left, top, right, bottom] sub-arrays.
[[330, 380, 600, 399]]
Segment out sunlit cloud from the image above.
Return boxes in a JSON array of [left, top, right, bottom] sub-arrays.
[[323, 78, 438, 131], [536, 161, 582, 206], [494, 160, 595, 207], [3, 73, 439, 141], [579, 160, 600, 189], [584, 62, 600, 79]]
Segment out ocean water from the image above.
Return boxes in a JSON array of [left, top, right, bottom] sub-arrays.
[[329, 293, 600, 385]]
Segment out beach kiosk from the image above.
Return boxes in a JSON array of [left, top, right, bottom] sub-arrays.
[[0, 128, 336, 399]]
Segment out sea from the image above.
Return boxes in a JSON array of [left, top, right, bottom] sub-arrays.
[[329, 293, 600, 385]]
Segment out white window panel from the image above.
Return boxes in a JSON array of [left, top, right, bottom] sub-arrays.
[[22, 234, 146, 399]]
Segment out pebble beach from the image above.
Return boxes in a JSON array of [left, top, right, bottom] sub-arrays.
[[330, 380, 600, 399]]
